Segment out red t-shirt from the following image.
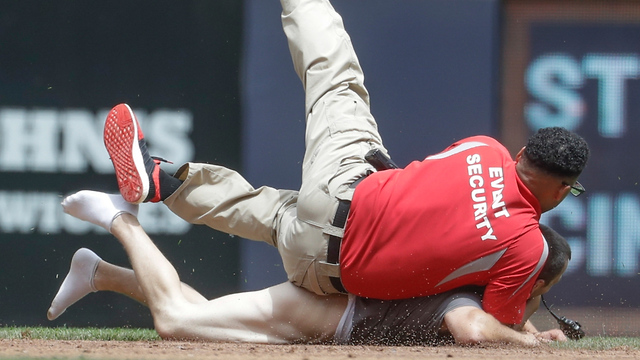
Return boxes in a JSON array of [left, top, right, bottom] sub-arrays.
[[340, 136, 547, 325]]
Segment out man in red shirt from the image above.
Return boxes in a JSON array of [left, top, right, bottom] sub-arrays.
[[101, 0, 589, 326], [341, 134, 570, 325]]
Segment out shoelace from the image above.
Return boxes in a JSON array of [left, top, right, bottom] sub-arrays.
[[151, 156, 173, 164]]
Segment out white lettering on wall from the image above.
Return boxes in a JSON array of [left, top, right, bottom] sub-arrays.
[[0, 107, 196, 235], [525, 53, 640, 137], [0, 107, 194, 174], [0, 191, 190, 235], [544, 193, 640, 278]]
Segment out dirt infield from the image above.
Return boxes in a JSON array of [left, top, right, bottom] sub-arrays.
[[2, 339, 640, 360]]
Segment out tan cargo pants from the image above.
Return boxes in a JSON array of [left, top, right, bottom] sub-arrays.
[[163, 0, 386, 295]]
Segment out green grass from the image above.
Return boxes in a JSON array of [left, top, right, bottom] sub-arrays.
[[0, 327, 639, 350], [0, 326, 160, 341], [550, 335, 640, 350]]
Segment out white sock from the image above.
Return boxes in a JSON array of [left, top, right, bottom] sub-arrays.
[[62, 190, 138, 233], [47, 248, 102, 320]]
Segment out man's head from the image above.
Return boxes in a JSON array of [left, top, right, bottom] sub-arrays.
[[515, 127, 590, 212], [530, 224, 572, 297]]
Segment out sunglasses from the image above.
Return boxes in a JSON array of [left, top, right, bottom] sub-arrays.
[[563, 181, 586, 197]]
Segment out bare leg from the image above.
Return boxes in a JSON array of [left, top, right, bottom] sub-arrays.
[[47, 248, 207, 321], [93, 261, 207, 305], [109, 214, 348, 343], [59, 187, 348, 342]]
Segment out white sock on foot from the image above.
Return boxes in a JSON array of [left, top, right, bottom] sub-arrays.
[[47, 248, 102, 321], [62, 190, 138, 233]]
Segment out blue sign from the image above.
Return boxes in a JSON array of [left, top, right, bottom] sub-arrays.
[[527, 23, 640, 306]]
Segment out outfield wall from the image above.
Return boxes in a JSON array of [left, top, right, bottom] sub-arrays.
[[0, 1, 244, 327], [501, 2, 640, 329]]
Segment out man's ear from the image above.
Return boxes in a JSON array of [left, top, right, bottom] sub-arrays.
[[554, 183, 569, 201], [515, 147, 526, 163], [554, 180, 575, 201], [531, 279, 546, 293]]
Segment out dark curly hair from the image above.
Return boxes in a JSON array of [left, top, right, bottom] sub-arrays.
[[537, 224, 571, 284], [523, 127, 589, 178]]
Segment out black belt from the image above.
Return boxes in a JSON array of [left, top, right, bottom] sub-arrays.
[[327, 176, 366, 293]]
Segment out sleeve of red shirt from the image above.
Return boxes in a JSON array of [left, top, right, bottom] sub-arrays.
[[480, 229, 548, 325], [482, 278, 531, 325]]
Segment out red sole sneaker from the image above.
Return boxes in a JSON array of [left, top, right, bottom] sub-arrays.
[[104, 104, 149, 204]]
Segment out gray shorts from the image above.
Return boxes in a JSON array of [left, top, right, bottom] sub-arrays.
[[334, 288, 483, 346]]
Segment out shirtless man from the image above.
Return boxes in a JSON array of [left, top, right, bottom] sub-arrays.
[[48, 190, 568, 346]]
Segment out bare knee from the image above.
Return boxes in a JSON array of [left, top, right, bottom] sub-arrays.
[[152, 305, 190, 340]]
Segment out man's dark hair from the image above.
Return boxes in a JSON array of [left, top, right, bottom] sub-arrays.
[[523, 127, 589, 178], [537, 224, 572, 284]]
